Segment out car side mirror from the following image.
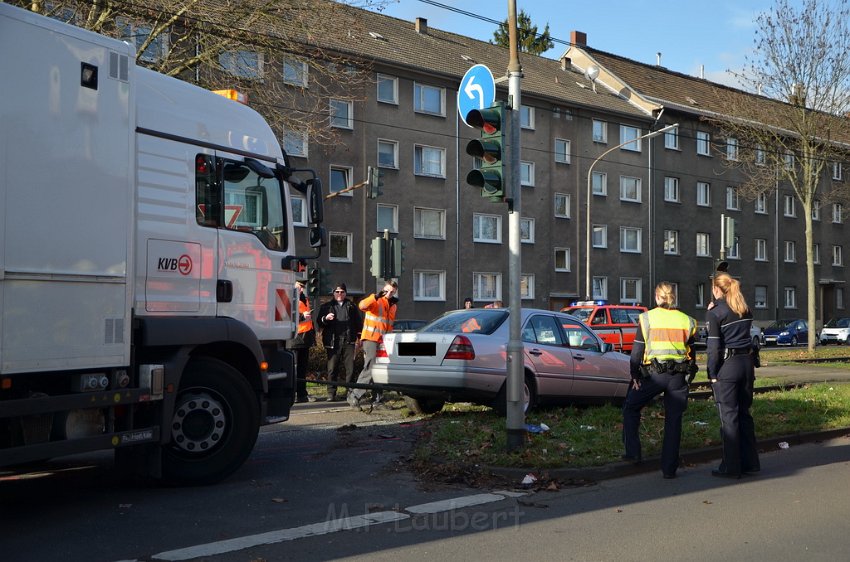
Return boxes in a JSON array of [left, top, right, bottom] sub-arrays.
[[601, 342, 614, 353]]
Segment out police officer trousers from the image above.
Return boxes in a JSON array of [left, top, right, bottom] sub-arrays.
[[622, 370, 689, 476], [712, 353, 760, 474]]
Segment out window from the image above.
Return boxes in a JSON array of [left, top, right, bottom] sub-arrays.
[[664, 230, 679, 255], [784, 195, 796, 217], [755, 145, 766, 166], [329, 166, 352, 194], [554, 193, 570, 218], [697, 182, 711, 206], [813, 200, 821, 221], [755, 193, 767, 214], [414, 144, 445, 177], [592, 277, 608, 300], [219, 50, 262, 79], [620, 227, 642, 253], [376, 74, 398, 104], [283, 57, 308, 86], [520, 274, 535, 300], [620, 125, 641, 152], [473, 213, 502, 243], [377, 204, 398, 233], [620, 176, 641, 202], [814, 243, 821, 264], [413, 270, 445, 301], [554, 248, 571, 271], [592, 119, 607, 143], [755, 238, 767, 261], [329, 232, 352, 262], [377, 139, 398, 169], [118, 19, 168, 63], [784, 152, 794, 170], [834, 203, 844, 223], [330, 99, 353, 129], [726, 187, 740, 210], [283, 129, 308, 157], [754, 286, 768, 309], [833, 245, 844, 266], [664, 177, 680, 202], [664, 127, 679, 150], [726, 137, 738, 161], [784, 240, 796, 262], [728, 236, 740, 259], [520, 217, 535, 243], [520, 105, 534, 129], [696, 233, 711, 257], [291, 196, 306, 227], [784, 287, 797, 309], [520, 161, 535, 186], [414, 82, 445, 115], [834, 161, 844, 181], [838, 288, 845, 309], [696, 283, 705, 308], [554, 139, 570, 164], [414, 207, 445, 239], [620, 278, 642, 304], [696, 131, 711, 156], [473, 272, 501, 301], [592, 171, 607, 196], [592, 225, 607, 248]]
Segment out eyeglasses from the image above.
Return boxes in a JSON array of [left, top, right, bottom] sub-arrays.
[[334, 290, 346, 293]]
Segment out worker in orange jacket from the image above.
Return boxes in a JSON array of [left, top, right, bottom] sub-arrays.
[[348, 280, 398, 412], [288, 280, 316, 402]]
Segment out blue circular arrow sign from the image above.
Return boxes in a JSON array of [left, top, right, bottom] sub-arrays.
[[457, 64, 495, 127]]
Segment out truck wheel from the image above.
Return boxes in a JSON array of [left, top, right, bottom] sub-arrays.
[[403, 395, 446, 415], [161, 358, 259, 486]]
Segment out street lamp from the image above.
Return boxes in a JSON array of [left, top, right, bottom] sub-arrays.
[[584, 123, 679, 300]]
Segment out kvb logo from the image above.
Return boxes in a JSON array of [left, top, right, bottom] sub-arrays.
[[157, 254, 193, 276]]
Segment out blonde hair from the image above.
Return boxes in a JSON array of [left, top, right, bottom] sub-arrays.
[[714, 273, 749, 317], [654, 282, 676, 308]]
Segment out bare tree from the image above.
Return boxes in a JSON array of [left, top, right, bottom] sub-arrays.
[[711, 0, 850, 351], [18, 0, 383, 147]]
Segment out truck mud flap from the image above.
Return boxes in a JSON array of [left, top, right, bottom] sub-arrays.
[[264, 348, 295, 423]]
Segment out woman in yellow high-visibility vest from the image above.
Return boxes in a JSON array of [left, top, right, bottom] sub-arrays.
[[622, 282, 697, 479]]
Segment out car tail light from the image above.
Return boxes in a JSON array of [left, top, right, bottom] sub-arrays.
[[376, 341, 388, 358], [444, 335, 475, 360]]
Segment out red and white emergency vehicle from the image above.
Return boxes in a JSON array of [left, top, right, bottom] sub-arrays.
[[560, 301, 647, 353]]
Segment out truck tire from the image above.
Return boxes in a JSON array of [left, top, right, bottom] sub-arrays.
[[403, 395, 446, 415], [161, 358, 260, 486]]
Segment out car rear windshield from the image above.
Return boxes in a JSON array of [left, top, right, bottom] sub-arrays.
[[422, 310, 508, 335]]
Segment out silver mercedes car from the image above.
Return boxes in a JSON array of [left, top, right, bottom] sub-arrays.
[[372, 308, 631, 414]]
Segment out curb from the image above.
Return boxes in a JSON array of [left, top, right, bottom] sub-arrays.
[[485, 427, 850, 483]]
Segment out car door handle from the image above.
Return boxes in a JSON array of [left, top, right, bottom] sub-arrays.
[[529, 349, 543, 356], [573, 353, 586, 361]]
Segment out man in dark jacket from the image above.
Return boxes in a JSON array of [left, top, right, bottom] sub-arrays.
[[317, 283, 363, 401]]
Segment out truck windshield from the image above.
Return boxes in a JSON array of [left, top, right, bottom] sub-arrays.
[[195, 155, 288, 251]]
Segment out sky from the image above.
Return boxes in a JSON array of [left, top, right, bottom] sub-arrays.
[[367, 0, 779, 88]]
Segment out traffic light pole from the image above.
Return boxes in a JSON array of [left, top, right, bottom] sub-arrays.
[[505, 0, 525, 452]]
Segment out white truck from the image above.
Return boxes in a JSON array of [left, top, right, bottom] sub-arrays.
[[0, 4, 325, 484]]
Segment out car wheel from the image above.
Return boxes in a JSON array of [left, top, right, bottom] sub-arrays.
[[493, 373, 536, 416], [403, 395, 446, 415], [791, 335, 798, 346], [752, 336, 760, 348]]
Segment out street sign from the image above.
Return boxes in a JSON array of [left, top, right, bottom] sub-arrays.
[[457, 64, 495, 127]]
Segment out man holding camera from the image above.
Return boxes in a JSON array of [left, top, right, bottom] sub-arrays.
[[348, 280, 398, 412]]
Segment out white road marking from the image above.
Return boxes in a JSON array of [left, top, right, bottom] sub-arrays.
[[404, 493, 508, 514]]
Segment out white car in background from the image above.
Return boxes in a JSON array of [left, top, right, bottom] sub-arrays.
[[819, 318, 850, 345], [371, 308, 631, 415]]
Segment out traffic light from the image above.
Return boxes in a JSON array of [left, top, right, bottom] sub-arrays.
[[389, 237, 404, 278], [307, 265, 320, 298], [465, 101, 506, 202], [367, 165, 384, 199]]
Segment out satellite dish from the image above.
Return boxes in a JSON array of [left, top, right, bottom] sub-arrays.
[[584, 66, 600, 93]]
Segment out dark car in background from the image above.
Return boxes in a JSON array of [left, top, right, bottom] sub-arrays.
[[763, 319, 809, 346]]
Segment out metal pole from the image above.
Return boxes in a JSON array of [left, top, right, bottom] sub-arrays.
[[505, 0, 525, 452], [584, 124, 678, 300]]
